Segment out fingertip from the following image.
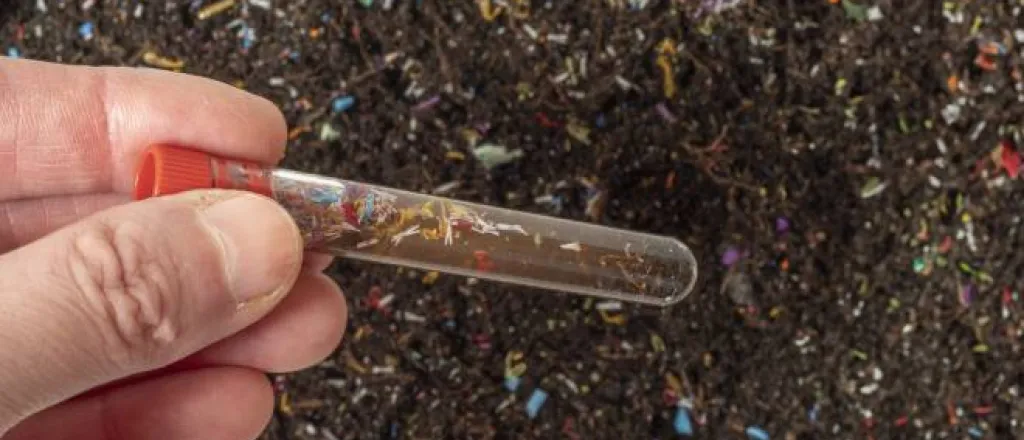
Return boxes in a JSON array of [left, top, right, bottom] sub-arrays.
[[196, 190, 305, 306], [238, 368, 276, 435], [303, 252, 336, 272]]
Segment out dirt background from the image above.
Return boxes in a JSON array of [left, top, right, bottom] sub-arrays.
[[4, 0, 1024, 439]]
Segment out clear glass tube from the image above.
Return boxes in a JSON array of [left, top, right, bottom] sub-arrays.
[[268, 170, 697, 306], [136, 146, 699, 306]]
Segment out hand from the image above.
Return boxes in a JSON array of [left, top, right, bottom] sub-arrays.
[[0, 58, 347, 439]]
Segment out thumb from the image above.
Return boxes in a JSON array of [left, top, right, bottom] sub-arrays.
[[0, 190, 304, 432]]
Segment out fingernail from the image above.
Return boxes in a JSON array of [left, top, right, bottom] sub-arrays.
[[200, 192, 303, 303]]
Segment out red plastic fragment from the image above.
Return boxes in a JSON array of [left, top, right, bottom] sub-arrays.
[[534, 112, 561, 128], [473, 250, 496, 272], [1000, 140, 1020, 179]]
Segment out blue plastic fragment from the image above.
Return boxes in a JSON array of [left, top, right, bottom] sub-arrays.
[[241, 28, 254, 50], [78, 22, 95, 39], [525, 389, 548, 419], [746, 426, 769, 440], [77, 21, 94, 39], [504, 376, 521, 392], [673, 407, 693, 436], [332, 95, 356, 113], [968, 426, 984, 438], [308, 187, 340, 205], [361, 192, 375, 224], [5, 47, 19, 58]]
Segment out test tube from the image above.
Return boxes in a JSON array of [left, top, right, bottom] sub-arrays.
[[132, 145, 698, 306]]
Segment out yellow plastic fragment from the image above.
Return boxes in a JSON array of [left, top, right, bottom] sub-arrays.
[[650, 333, 666, 353], [665, 372, 682, 394], [479, 0, 504, 21], [505, 350, 527, 377], [197, 0, 235, 20], [656, 39, 678, 99], [511, 0, 530, 19], [599, 309, 626, 325], [142, 51, 185, 70], [278, 392, 293, 415], [422, 271, 440, 285]]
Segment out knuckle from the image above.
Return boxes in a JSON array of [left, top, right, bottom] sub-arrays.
[[65, 218, 182, 370]]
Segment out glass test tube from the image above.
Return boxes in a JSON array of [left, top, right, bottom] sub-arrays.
[[133, 145, 699, 306]]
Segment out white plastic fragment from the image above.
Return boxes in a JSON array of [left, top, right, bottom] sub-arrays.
[[943, 8, 964, 23], [523, 24, 538, 40], [866, 6, 883, 21], [860, 383, 879, 395], [969, 121, 987, 141], [400, 311, 427, 323], [941, 104, 961, 125], [614, 75, 635, 90], [560, 242, 583, 252], [627, 0, 650, 9], [431, 181, 460, 195], [372, 365, 395, 375]]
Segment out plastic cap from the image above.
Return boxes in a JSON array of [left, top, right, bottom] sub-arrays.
[[133, 145, 215, 201]]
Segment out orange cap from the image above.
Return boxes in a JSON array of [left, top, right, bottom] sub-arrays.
[[133, 145, 216, 200], [133, 144, 272, 200]]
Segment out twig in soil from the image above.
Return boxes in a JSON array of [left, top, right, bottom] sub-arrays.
[[342, 52, 402, 88], [681, 125, 761, 192]]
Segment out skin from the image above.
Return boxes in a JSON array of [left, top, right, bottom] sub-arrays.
[[0, 58, 347, 439]]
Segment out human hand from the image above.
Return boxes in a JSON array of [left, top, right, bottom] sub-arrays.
[[0, 58, 347, 439]]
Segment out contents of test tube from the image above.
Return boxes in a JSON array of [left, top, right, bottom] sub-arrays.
[[133, 145, 699, 306]]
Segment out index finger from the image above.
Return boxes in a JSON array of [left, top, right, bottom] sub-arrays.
[[0, 58, 287, 203]]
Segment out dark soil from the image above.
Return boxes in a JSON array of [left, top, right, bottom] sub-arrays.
[[5, 0, 1024, 439]]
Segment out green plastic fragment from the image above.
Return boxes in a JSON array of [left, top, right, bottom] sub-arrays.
[[842, 0, 868, 22]]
